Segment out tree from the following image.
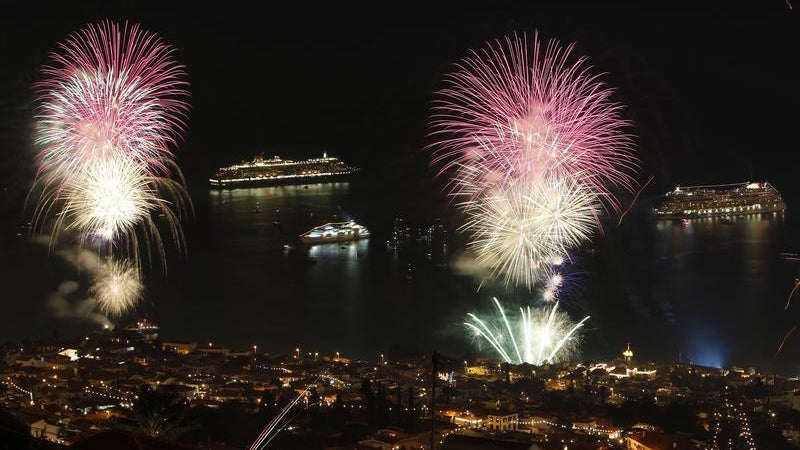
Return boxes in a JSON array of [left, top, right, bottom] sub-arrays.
[[376, 384, 388, 427], [0, 406, 43, 450], [361, 378, 376, 430], [755, 425, 794, 450], [394, 387, 403, 425], [405, 385, 418, 431], [331, 393, 345, 430], [743, 378, 768, 401], [116, 385, 193, 439], [307, 387, 323, 431]]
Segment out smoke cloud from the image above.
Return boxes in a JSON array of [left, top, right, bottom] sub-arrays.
[[34, 237, 114, 329]]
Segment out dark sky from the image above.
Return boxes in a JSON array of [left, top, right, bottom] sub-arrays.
[[1, 1, 797, 198]]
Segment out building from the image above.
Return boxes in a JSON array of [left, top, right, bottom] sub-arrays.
[[623, 343, 634, 365], [161, 341, 197, 355], [29, 419, 64, 444], [486, 411, 518, 432]]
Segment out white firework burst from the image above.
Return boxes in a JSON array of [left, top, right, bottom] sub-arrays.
[[461, 174, 598, 289], [90, 259, 144, 317]]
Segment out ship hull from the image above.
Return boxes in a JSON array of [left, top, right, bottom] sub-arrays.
[[210, 171, 356, 188], [654, 207, 785, 220], [299, 234, 369, 244]]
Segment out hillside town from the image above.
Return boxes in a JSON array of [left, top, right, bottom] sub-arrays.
[[2, 320, 799, 450]]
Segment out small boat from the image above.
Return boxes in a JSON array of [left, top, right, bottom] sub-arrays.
[[299, 221, 370, 244]]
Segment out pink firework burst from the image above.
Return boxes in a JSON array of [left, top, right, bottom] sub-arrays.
[[31, 20, 190, 263], [34, 20, 189, 183], [429, 32, 638, 211]]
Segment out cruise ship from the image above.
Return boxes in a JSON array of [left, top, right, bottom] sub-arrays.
[[210, 152, 358, 187], [299, 221, 370, 244], [653, 182, 786, 219]]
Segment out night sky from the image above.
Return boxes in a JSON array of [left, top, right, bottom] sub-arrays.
[[0, 1, 798, 360], [2, 2, 798, 199]]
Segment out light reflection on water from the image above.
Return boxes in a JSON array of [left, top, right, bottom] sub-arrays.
[[171, 188, 800, 372], [586, 212, 799, 373], [4, 181, 799, 373]]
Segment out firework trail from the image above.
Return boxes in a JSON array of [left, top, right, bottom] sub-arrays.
[[465, 298, 588, 365], [249, 381, 317, 450], [460, 174, 597, 289], [785, 278, 800, 310], [777, 326, 797, 355], [617, 174, 654, 227], [31, 20, 190, 263], [89, 258, 143, 317], [430, 32, 638, 210]]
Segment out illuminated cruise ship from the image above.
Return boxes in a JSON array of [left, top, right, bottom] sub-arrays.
[[653, 182, 786, 219], [210, 152, 358, 187], [299, 221, 370, 244]]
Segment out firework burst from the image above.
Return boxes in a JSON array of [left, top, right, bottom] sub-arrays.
[[429, 32, 638, 290], [63, 156, 156, 239], [55, 156, 187, 262], [466, 297, 588, 365], [32, 20, 190, 263], [90, 258, 144, 318], [461, 174, 597, 288], [35, 20, 188, 175], [430, 32, 637, 208]]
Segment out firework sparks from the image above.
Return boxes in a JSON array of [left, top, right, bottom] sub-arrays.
[[89, 259, 143, 317], [429, 32, 637, 289], [35, 21, 188, 174], [32, 20, 190, 262], [62, 156, 157, 239], [461, 174, 598, 289], [430, 32, 638, 211], [465, 298, 588, 365]]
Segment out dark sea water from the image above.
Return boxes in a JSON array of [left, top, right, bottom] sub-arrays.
[[2, 178, 800, 375]]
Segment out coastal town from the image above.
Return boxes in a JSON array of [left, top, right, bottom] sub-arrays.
[[2, 320, 798, 449]]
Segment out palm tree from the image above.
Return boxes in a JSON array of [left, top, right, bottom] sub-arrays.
[[117, 385, 191, 439]]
